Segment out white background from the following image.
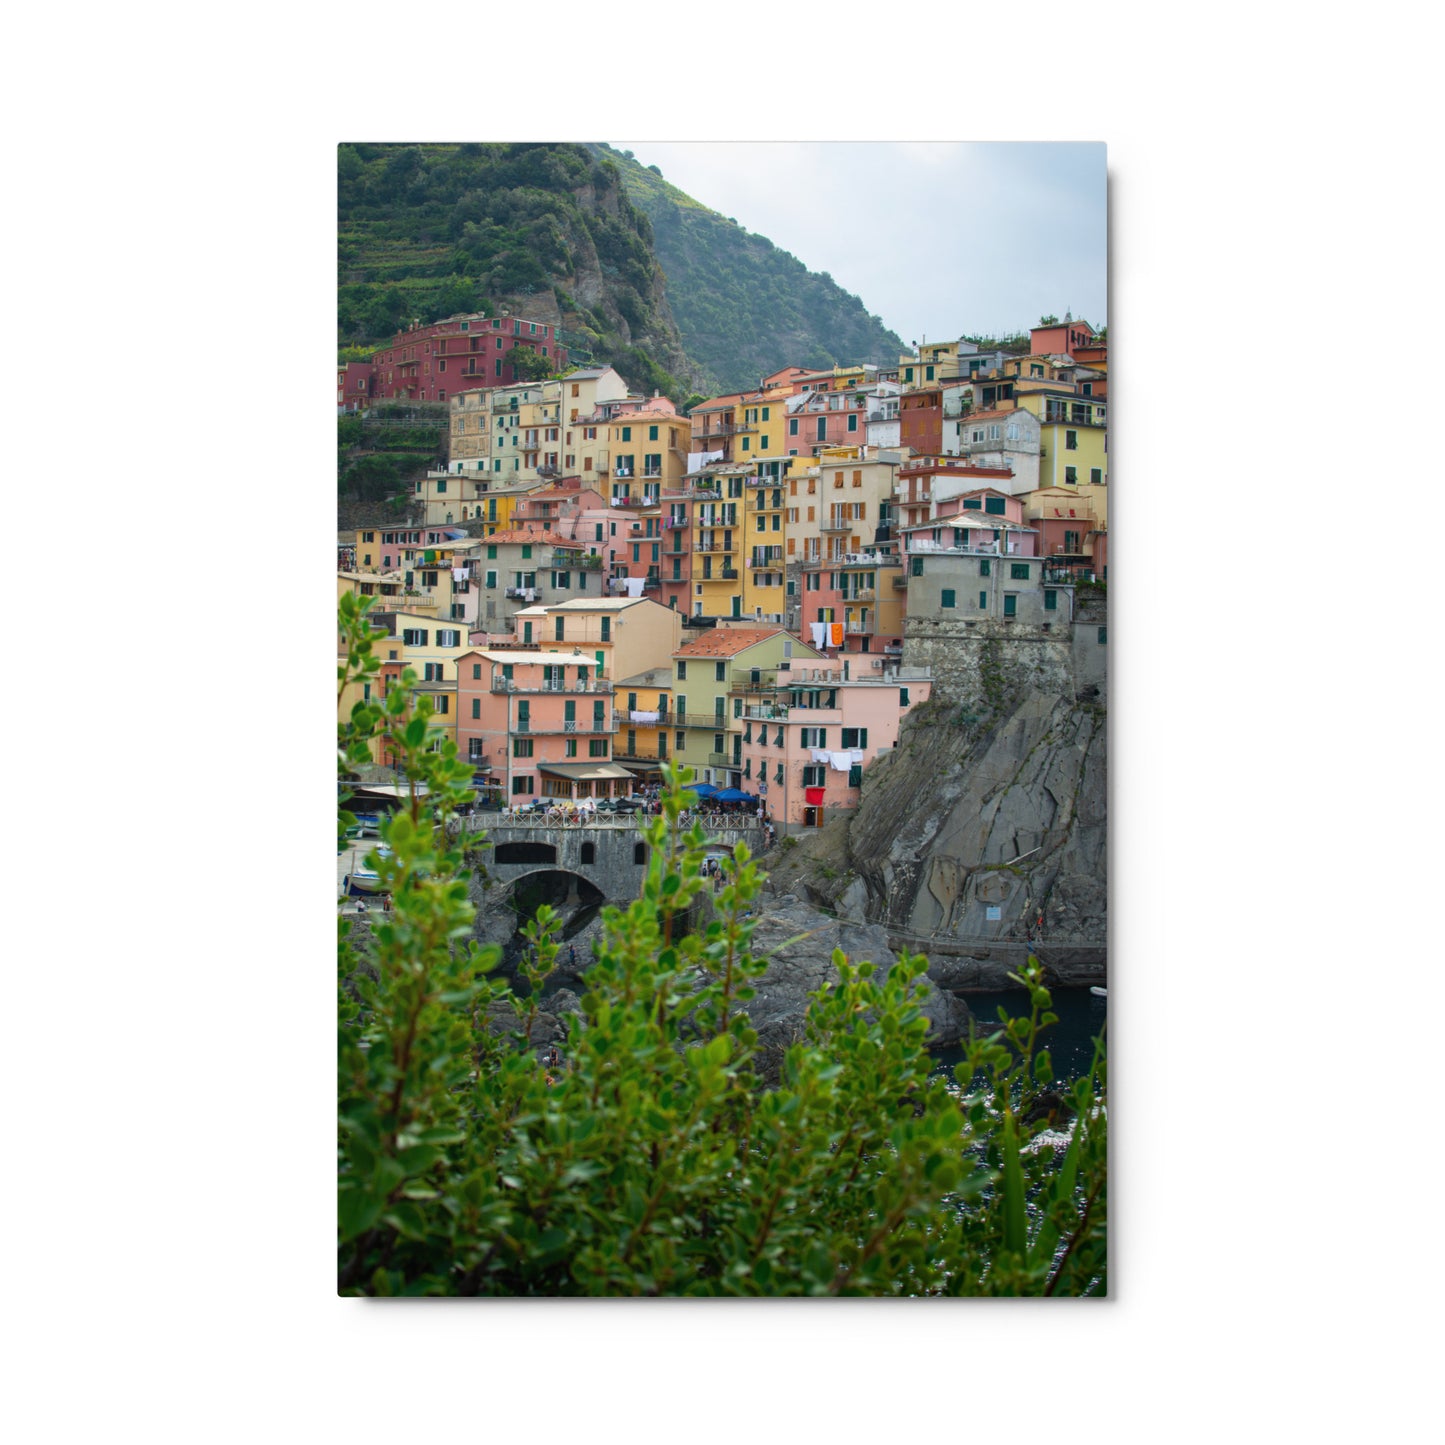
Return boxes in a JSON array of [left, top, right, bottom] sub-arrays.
[[6, 3, 1438, 1441]]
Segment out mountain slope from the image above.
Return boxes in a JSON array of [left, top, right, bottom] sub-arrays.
[[337, 142, 702, 401], [594, 144, 904, 395]]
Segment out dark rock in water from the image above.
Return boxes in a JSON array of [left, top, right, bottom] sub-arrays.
[[742, 894, 970, 1049]]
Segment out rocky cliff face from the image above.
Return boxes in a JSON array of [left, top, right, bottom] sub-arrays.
[[764, 686, 1107, 988]]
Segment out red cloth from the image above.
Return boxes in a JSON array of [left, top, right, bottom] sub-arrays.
[[805, 787, 825, 805]]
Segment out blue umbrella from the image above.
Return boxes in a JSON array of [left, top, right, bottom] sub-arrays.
[[713, 788, 755, 803], [681, 782, 718, 797]]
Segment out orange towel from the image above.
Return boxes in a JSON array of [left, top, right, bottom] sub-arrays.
[[830, 622, 844, 646]]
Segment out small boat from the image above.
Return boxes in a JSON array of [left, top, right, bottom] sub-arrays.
[[1089, 985, 1107, 997]]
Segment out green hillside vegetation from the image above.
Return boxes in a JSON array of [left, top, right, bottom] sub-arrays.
[[594, 145, 905, 396], [337, 143, 698, 404]]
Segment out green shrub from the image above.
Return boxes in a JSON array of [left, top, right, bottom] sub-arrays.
[[337, 597, 1106, 1296]]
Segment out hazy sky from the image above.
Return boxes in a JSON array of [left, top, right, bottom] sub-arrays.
[[612, 141, 1107, 347]]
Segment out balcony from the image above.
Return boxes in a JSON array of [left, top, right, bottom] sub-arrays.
[[491, 679, 615, 694], [708, 752, 732, 767], [505, 587, 541, 600], [893, 575, 908, 588], [741, 705, 788, 721], [512, 720, 609, 736], [820, 518, 852, 532], [720, 567, 739, 580], [677, 713, 730, 729], [845, 588, 877, 602], [664, 516, 689, 529]]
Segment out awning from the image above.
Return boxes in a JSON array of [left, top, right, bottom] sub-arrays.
[[536, 762, 636, 782]]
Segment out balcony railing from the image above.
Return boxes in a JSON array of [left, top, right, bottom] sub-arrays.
[[663, 516, 688, 529], [491, 680, 615, 694], [677, 713, 730, 729], [514, 724, 610, 738], [708, 752, 732, 767], [820, 518, 852, 532]]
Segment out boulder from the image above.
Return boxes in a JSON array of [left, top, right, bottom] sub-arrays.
[[741, 894, 970, 1049]]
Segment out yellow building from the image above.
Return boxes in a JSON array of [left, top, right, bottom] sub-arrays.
[[603, 396, 691, 506], [689, 469, 747, 620], [670, 627, 825, 790], [519, 595, 684, 682], [613, 666, 675, 783], [689, 393, 751, 464], [1015, 391, 1109, 490], [899, 340, 962, 390]]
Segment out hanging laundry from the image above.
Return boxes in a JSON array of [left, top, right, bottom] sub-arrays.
[[809, 622, 829, 650], [811, 748, 829, 764], [830, 622, 844, 647], [452, 567, 467, 583], [848, 749, 865, 764], [828, 751, 852, 772], [623, 577, 645, 597], [630, 710, 660, 724]]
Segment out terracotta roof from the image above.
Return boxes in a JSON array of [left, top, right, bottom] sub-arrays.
[[674, 627, 785, 659]]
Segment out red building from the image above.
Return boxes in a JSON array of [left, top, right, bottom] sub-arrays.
[[898, 386, 944, 455], [1029, 315, 1098, 359], [346, 312, 569, 407]]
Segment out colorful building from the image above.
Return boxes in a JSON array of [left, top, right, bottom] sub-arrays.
[[670, 627, 826, 791], [613, 665, 675, 785], [729, 657, 932, 833], [365, 312, 568, 405], [1014, 390, 1108, 491], [455, 649, 621, 801]]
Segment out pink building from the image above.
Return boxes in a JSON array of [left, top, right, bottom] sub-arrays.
[[782, 388, 869, 455], [739, 662, 933, 832], [455, 649, 626, 802]]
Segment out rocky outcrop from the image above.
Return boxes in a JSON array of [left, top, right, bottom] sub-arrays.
[[764, 686, 1106, 986], [743, 894, 971, 1049]]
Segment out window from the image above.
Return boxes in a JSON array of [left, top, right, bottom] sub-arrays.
[[555, 618, 565, 642], [676, 731, 685, 752], [621, 426, 631, 442], [1003, 594, 1017, 618], [941, 589, 956, 608], [802, 765, 825, 787], [472, 663, 482, 679], [513, 739, 533, 757], [1098, 626, 1107, 645], [1044, 589, 1058, 611], [401, 628, 428, 646], [899, 687, 910, 707], [801, 727, 827, 748], [437, 628, 460, 647], [910, 556, 923, 577], [487, 545, 497, 559], [979, 591, 988, 609], [979, 559, 991, 577], [589, 739, 609, 757], [1091, 468, 1103, 485], [1066, 430, 1078, 450], [1065, 466, 1078, 484], [485, 570, 497, 588], [715, 661, 726, 682], [1010, 563, 1030, 580], [511, 775, 533, 795], [984, 496, 1006, 515], [840, 728, 868, 748], [633, 842, 647, 865], [580, 841, 595, 865], [600, 617, 611, 642], [565, 739, 578, 757]]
